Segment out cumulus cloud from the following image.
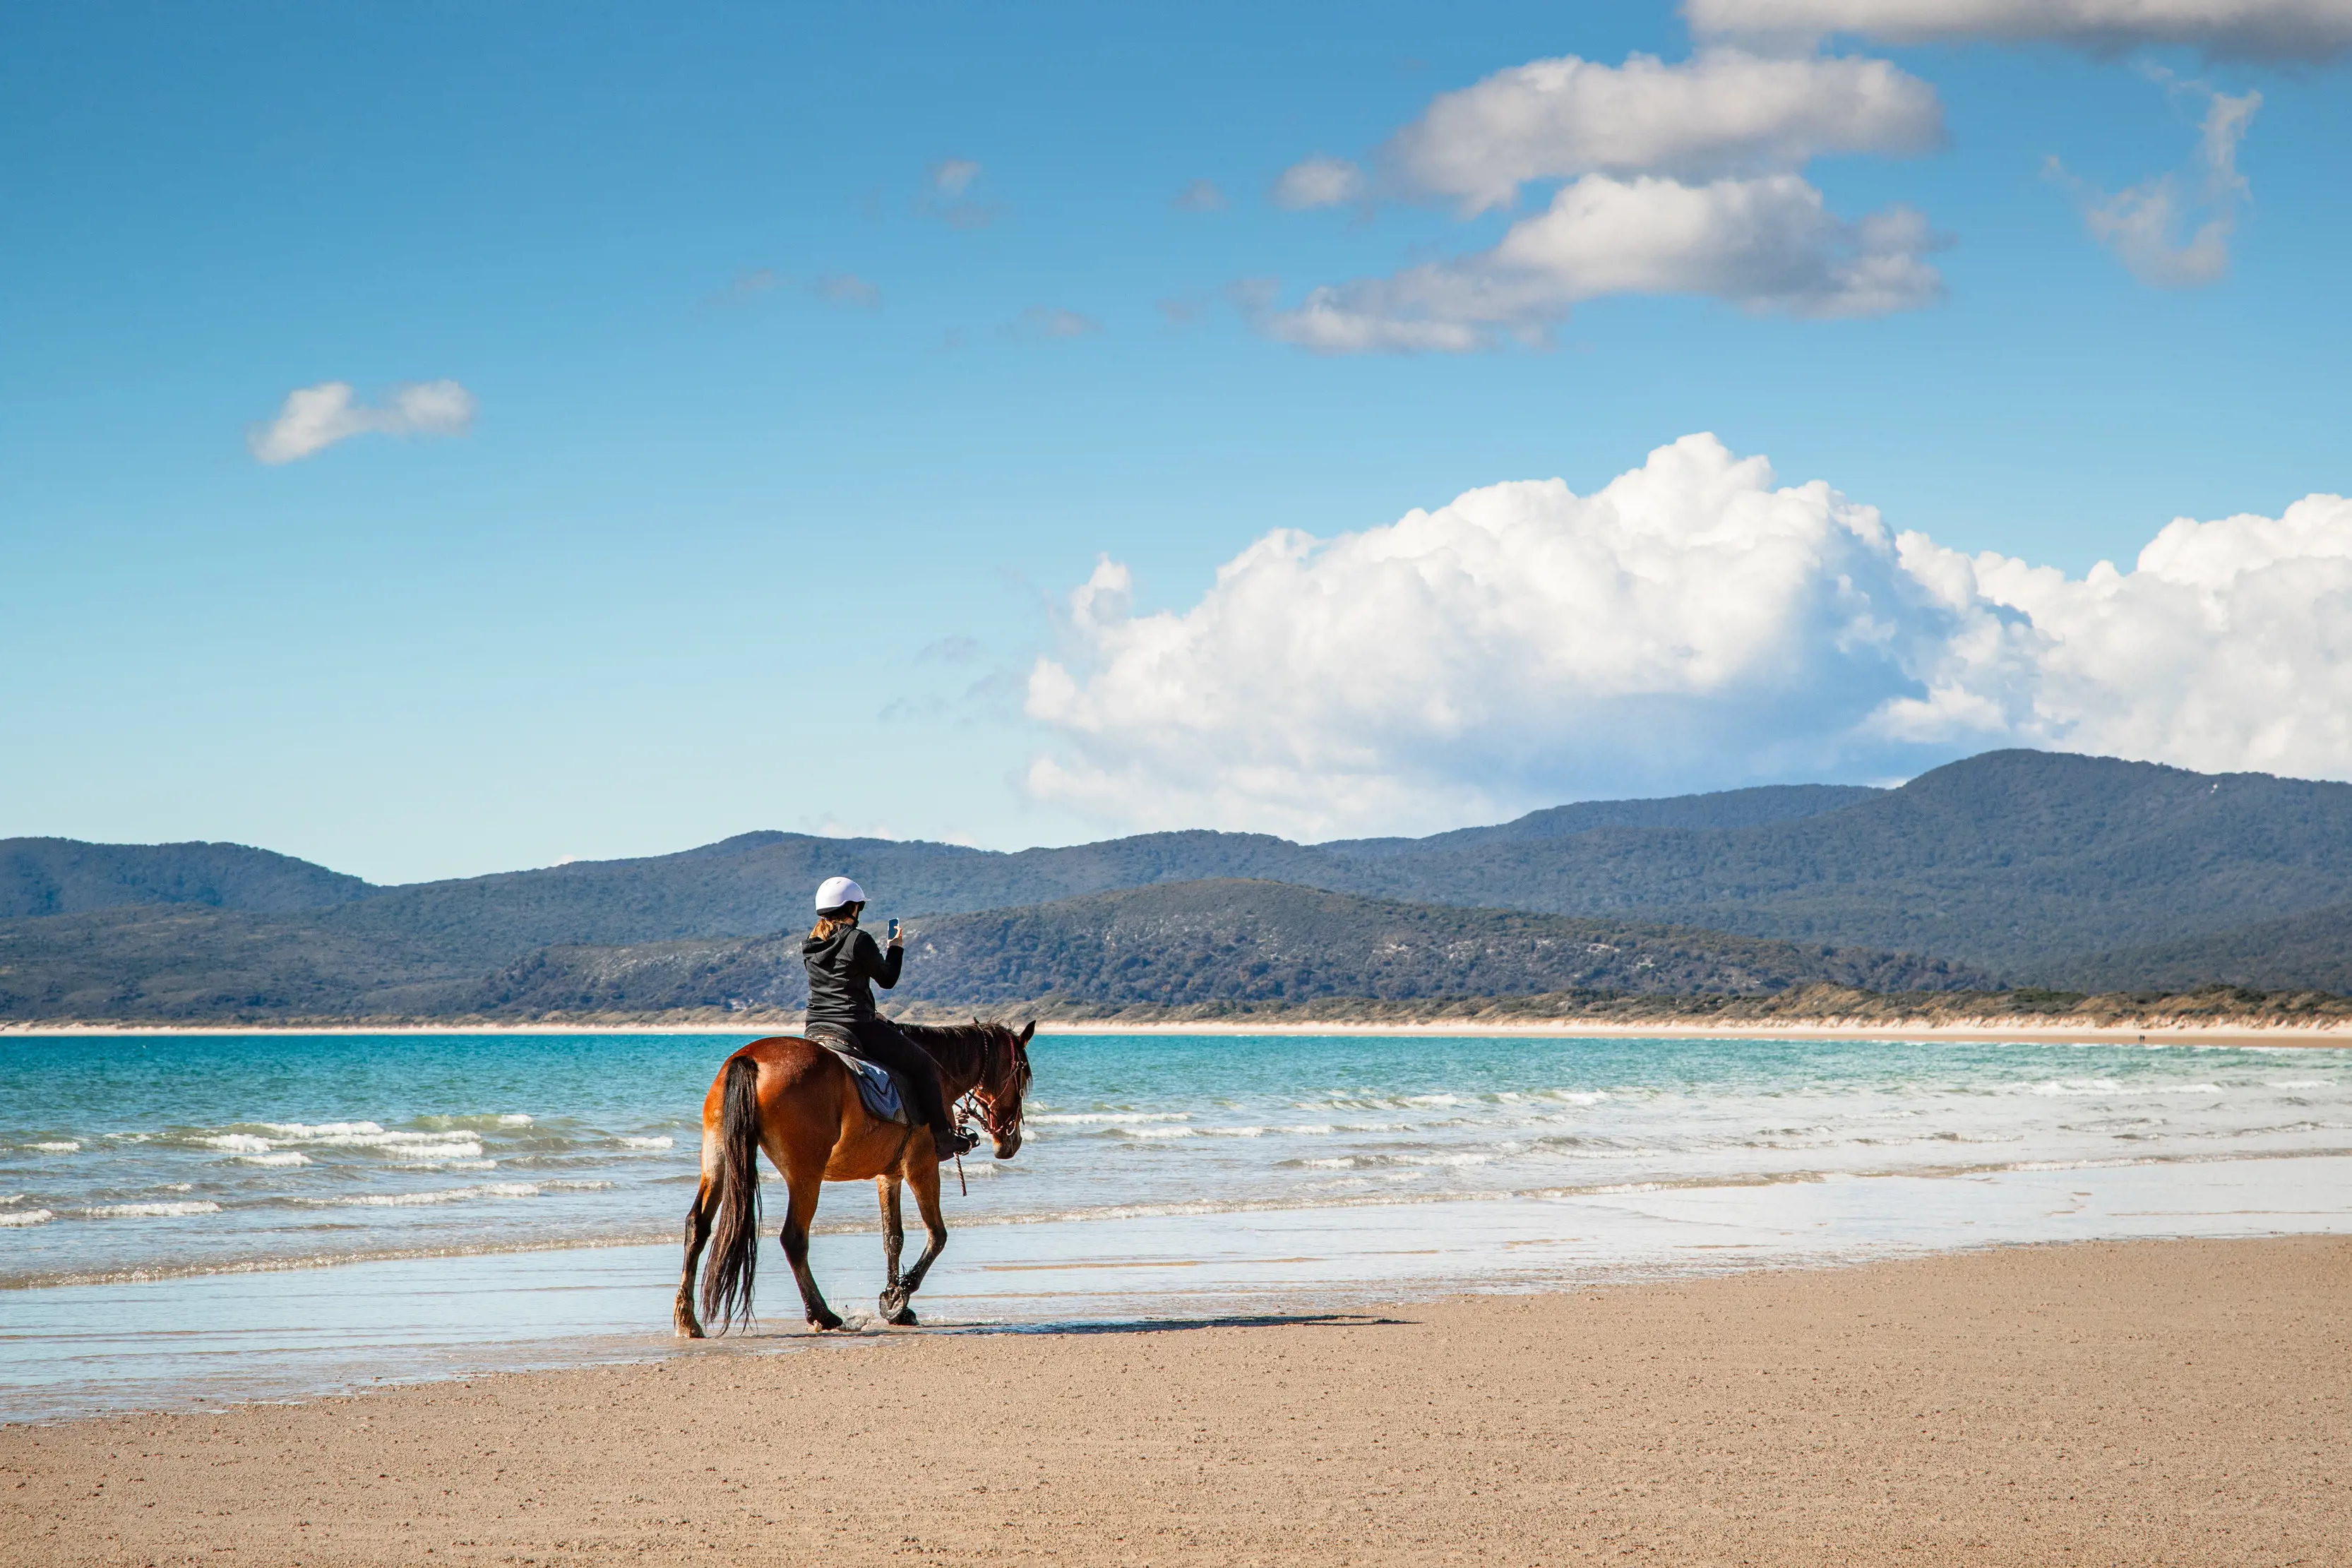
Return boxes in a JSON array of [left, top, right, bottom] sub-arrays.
[[247, 380, 477, 465], [931, 158, 982, 196], [1686, 0, 2352, 59], [1272, 155, 1368, 209], [1260, 174, 1944, 352], [2049, 85, 2258, 287], [1385, 49, 1945, 214], [1023, 433, 2352, 837]]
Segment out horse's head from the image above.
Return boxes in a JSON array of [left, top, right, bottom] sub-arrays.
[[967, 1019, 1035, 1159]]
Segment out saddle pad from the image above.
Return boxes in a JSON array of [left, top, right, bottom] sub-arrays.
[[804, 1031, 908, 1125]]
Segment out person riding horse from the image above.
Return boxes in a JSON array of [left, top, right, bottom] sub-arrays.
[[801, 875, 977, 1162]]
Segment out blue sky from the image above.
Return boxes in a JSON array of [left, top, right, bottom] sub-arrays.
[[4, 1, 2348, 883]]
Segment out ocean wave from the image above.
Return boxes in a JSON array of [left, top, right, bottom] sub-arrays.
[[234, 1151, 311, 1167], [198, 1133, 275, 1153], [294, 1183, 542, 1209], [1028, 1112, 1190, 1125], [617, 1136, 675, 1149], [0, 1209, 54, 1228], [80, 1201, 223, 1219], [24, 1142, 80, 1154], [386, 1141, 487, 1163]]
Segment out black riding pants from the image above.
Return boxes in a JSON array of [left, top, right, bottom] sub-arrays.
[[840, 1017, 955, 1135]]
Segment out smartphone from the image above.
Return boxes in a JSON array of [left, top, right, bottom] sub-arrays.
[[887, 918, 901, 940]]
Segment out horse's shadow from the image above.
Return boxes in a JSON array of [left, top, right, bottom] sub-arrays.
[[671, 1310, 1404, 1344]]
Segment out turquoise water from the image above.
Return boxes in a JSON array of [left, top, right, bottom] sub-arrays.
[[4, 1029, 2350, 1418]]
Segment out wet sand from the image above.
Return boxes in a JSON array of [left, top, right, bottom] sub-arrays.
[[7, 1235, 2348, 1566]]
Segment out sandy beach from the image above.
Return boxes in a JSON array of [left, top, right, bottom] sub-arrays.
[[7, 1234, 2347, 1567]]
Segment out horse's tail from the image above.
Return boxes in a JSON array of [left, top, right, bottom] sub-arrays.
[[698, 1052, 764, 1334]]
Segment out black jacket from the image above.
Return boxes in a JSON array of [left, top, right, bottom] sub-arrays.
[[802, 926, 902, 1031]]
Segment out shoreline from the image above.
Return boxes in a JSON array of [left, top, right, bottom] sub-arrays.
[[8, 1015, 2351, 1047], [9, 1234, 2348, 1564]]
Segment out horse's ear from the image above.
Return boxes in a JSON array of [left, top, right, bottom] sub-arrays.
[[1018, 1019, 1037, 1044]]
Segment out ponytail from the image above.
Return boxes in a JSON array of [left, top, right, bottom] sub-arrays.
[[810, 904, 862, 942]]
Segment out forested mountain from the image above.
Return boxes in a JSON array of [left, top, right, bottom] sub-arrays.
[[0, 839, 375, 918], [4, 749, 2350, 1019], [1323, 783, 1882, 857], [470, 880, 1990, 1018], [1315, 751, 2352, 972], [2050, 902, 2352, 995]]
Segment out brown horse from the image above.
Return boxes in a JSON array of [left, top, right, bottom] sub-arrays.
[[674, 1019, 1034, 1336]]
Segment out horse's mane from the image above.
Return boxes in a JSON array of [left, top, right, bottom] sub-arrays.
[[892, 1019, 1002, 1084]]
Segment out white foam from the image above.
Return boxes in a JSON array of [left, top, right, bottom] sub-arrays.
[[1029, 1113, 1190, 1125], [498, 1114, 534, 1126], [2027, 1079, 2125, 1096], [260, 1121, 384, 1138], [199, 1133, 275, 1153], [302, 1183, 542, 1209], [26, 1141, 80, 1154], [234, 1151, 311, 1168], [82, 1201, 222, 1219], [2269, 1080, 2331, 1090], [1118, 1126, 1197, 1139], [618, 1136, 674, 1149], [386, 1140, 486, 1162], [0, 1209, 54, 1228], [0, 1194, 20, 1205]]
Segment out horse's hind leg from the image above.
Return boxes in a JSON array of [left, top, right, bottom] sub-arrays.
[[674, 1177, 716, 1338], [778, 1172, 842, 1331], [877, 1175, 917, 1326]]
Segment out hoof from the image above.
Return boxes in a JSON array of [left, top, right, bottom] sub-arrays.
[[674, 1323, 705, 1340], [808, 1312, 846, 1332], [880, 1295, 919, 1327]]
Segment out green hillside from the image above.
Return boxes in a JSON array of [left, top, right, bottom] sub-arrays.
[[467, 879, 1988, 1019], [0, 838, 375, 918], [2049, 902, 2352, 995], [6, 749, 2352, 1017]]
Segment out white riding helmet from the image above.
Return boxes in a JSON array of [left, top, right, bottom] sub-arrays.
[[814, 875, 866, 914]]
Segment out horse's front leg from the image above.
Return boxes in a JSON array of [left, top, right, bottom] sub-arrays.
[[674, 1176, 716, 1338], [778, 1168, 842, 1331], [876, 1175, 918, 1326], [894, 1157, 952, 1310]]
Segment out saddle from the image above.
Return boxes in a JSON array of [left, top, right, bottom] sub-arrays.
[[802, 1025, 909, 1125]]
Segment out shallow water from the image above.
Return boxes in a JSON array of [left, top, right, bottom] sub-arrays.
[[4, 1029, 2349, 1420]]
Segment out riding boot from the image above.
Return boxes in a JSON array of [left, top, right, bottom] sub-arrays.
[[933, 1123, 978, 1160]]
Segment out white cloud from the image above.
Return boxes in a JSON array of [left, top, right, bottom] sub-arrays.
[[1023, 433, 2352, 837], [1011, 306, 1105, 341], [931, 158, 982, 196], [247, 380, 477, 465], [2049, 86, 2258, 287], [1272, 155, 1367, 210], [1687, 0, 2352, 58], [1385, 49, 1945, 215], [1260, 174, 1943, 352], [924, 158, 998, 227], [813, 272, 883, 309], [1174, 178, 1228, 212]]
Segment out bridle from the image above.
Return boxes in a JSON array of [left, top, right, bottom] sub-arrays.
[[951, 1023, 1026, 1148]]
